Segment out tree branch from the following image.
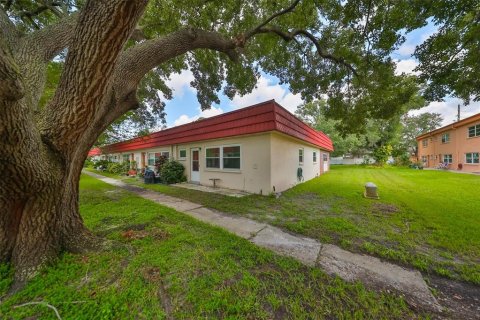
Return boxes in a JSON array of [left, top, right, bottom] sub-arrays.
[[40, 0, 148, 156], [22, 13, 78, 62], [244, 0, 301, 40], [0, 6, 21, 46], [255, 26, 358, 76], [0, 37, 24, 101], [114, 28, 238, 99]]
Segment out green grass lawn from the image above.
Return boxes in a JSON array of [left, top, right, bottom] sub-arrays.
[[87, 166, 480, 284], [0, 174, 423, 319]]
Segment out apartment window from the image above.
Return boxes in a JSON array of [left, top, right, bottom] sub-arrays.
[[179, 149, 187, 160], [206, 147, 221, 168], [468, 124, 480, 138], [147, 152, 169, 166], [206, 146, 241, 170], [443, 154, 453, 164], [441, 133, 450, 143], [313, 151, 317, 163], [422, 139, 428, 147], [223, 146, 241, 169], [148, 153, 158, 166], [299, 148, 304, 164], [466, 152, 479, 164]]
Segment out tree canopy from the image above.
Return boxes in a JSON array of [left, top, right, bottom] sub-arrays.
[[4, 0, 476, 141]]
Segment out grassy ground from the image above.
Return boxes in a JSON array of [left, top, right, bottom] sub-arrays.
[[87, 166, 480, 284], [0, 174, 424, 319]]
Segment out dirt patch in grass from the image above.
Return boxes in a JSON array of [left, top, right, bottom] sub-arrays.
[[141, 267, 161, 283], [121, 228, 170, 241], [427, 275, 480, 319], [371, 203, 399, 215]]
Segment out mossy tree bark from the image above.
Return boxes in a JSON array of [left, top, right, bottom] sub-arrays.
[[0, 0, 148, 288]]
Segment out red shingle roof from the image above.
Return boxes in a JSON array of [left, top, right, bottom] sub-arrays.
[[97, 100, 334, 154]]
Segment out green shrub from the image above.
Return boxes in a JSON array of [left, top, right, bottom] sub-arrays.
[[372, 145, 393, 166], [106, 162, 129, 175], [93, 159, 111, 170], [160, 160, 186, 184], [84, 158, 95, 168], [394, 154, 411, 166]]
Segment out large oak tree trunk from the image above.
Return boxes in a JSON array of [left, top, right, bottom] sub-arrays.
[[0, 0, 148, 289]]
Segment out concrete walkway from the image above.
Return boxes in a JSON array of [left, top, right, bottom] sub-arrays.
[[83, 171, 442, 313], [173, 182, 250, 197]]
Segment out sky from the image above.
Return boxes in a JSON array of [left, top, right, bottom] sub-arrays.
[[161, 23, 479, 129]]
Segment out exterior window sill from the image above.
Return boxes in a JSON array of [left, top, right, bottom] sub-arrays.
[[467, 136, 480, 139], [205, 168, 242, 173], [464, 163, 479, 165]]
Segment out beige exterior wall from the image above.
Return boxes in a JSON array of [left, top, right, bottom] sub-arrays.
[[270, 132, 324, 192], [418, 120, 480, 172], [174, 133, 272, 194], [103, 131, 331, 194]]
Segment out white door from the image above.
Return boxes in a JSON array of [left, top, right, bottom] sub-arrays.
[[191, 149, 200, 183], [323, 153, 329, 172]]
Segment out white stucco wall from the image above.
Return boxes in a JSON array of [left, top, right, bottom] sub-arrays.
[[270, 132, 323, 193], [175, 133, 272, 194]]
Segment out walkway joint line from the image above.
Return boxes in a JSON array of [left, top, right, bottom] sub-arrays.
[[248, 225, 268, 240]]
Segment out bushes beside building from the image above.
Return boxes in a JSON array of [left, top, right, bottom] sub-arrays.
[[160, 161, 187, 184]]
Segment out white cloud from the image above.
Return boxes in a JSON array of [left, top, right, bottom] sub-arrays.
[[231, 76, 303, 113], [173, 106, 224, 127], [165, 70, 195, 97], [394, 59, 419, 75], [397, 43, 416, 56], [409, 98, 480, 126]]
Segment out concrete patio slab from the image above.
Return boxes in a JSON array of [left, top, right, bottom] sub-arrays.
[[173, 182, 250, 197], [318, 244, 442, 312], [251, 226, 322, 266]]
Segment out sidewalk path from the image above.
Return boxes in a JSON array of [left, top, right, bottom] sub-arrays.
[[83, 170, 442, 313]]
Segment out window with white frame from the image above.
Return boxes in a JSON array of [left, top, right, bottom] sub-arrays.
[[421, 156, 427, 162], [323, 153, 328, 161], [466, 152, 479, 164], [179, 149, 187, 160], [441, 133, 450, 143], [313, 151, 317, 163], [422, 139, 428, 147], [299, 148, 304, 164], [223, 146, 241, 169], [468, 124, 480, 138], [206, 147, 220, 168], [206, 146, 241, 170], [147, 152, 169, 166], [443, 154, 452, 163], [122, 154, 130, 163], [147, 153, 158, 166]]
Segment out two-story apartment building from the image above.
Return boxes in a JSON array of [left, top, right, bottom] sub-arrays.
[[416, 113, 480, 173]]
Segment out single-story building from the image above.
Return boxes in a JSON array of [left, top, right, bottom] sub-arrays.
[[416, 112, 480, 172], [89, 100, 334, 194]]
